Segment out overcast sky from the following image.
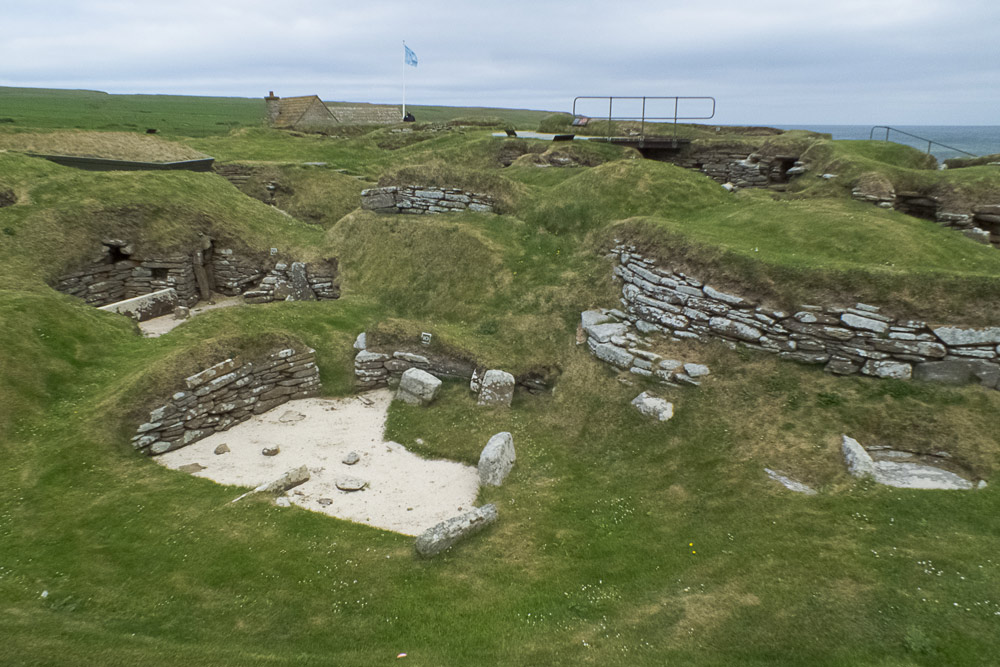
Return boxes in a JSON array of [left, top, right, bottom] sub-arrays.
[[3, 0, 999, 125]]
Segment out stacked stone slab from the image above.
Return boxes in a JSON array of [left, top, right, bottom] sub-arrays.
[[668, 149, 796, 188], [850, 190, 999, 249], [611, 243, 1000, 390], [56, 241, 339, 309], [242, 260, 340, 303], [352, 338, 550, 395], [212, 248, 265, 295], [581, 309, 711, 387], [132, 347, 321, 455], [361, 185, 495, 214], [55, 245, 198, 307]]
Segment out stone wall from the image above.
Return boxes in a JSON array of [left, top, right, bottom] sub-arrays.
[[132, 347, 321, 456], [55, 243, 199, 307], [361, 186, 495, 215], [353, 336, 550, 395], [329, 104, 401, 125], [55, 240, 340, 312], [98, 288, 178, 322], [851, 188, 1000, 248], [212, 248, 265, 295], [610, 243, 1000, 390], [668, 150, 798, 189], [242, 260, 340, 304]]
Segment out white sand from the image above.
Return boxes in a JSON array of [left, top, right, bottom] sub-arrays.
[[139, 294, 243, 338], [154, 389, 481, 536]]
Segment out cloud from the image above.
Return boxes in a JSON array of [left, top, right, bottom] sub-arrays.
[[2, 0, 999, 124]]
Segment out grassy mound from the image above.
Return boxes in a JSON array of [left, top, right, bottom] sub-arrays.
[[0, 130, 208, 161], [3, 89, 1000, 666]]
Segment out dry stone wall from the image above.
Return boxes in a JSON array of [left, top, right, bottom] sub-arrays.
[[132, 347, 321, 456], [611, 243, 1000, 390], [55, 240, 340, 314], [361, 186, 494, 214], [242, 260, 340, 304], [56, 246, 199, 307], [668, 150, 797, 188], [353, 336, 550, 395], [850, 187, 1000, 248]]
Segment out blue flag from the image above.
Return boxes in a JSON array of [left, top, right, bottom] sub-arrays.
[[404, 44, 418, 67]]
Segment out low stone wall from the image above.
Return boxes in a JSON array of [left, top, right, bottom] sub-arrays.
[[56, 245, 199, 307], [611, 243, 1000, 390], [242, 260, 340, 304], [55, 239, 340, 309], [361, 186, 495, 214], [132, 347, 321, 456], [98, 288, 178, 322], [353, 336, 549, 395], [850, 188, 1000, 248], [212, 248, 265, 294], [668, 150, 798, 188]]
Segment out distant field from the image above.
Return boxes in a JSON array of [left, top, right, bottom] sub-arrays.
[[0, 87, 556, 138], [0, 87, 265, 137]]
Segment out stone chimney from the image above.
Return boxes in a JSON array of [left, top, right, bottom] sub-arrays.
[[265, 91, 281, 126]]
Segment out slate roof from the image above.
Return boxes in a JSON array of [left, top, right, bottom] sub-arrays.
[[271, 96, 334, 128]]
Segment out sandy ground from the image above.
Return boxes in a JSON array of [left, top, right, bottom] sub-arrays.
[[139, 294, 243, 337], [154, 389, 481, 536]]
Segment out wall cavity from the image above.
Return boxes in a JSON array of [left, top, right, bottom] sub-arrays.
[[611, 243, 1000, 390], [132, 347, 320, 455]]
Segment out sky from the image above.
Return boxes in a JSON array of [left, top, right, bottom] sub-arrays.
[[3, 0, 999, 125]]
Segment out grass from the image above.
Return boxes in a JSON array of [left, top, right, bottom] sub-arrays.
[[0, 130, 209, 162], [2, 86, 1000, 666]]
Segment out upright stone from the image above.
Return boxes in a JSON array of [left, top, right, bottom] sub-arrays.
[[479, 432, 515, 486], [842, 435, 877, 479], [477, 370, 515, 407], [396, 368, 442, 406]]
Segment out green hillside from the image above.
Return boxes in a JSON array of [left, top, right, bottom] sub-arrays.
[[2, 87, 999, 666]]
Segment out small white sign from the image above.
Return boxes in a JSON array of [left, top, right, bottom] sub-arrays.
[[270, 248, 278, 255], [420, 332, 432, 345]]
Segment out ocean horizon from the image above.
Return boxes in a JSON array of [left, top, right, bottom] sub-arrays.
[[772, 124, 1000, 162]]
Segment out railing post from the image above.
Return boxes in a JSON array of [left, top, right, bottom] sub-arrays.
[[674, 97, 679, 138], [608, 97, 613, 140], [641, 97, 646, 139]]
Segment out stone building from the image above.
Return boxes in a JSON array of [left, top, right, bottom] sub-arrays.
[[265, 92, 401, 130]]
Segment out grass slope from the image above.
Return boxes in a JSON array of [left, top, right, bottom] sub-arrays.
[[1, 89, 1000, 666]]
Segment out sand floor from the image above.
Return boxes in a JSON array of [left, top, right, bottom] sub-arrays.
[[154, 389, 481, 536], [139, 294, 243, 337]]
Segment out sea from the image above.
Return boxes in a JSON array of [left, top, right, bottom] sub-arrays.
[[774, 125, 1000, 162]]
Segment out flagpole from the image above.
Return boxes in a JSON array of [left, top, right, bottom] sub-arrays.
[[402, 40, 406, 120]]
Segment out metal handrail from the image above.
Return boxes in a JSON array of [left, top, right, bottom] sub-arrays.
[[869, 126, 975, 157], [572, 96, 716, 139]]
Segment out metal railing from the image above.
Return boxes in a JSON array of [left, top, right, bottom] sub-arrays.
[[869, 126, 975, 157], [572, 96, 716, 139]]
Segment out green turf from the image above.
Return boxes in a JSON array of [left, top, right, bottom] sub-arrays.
[[2, 87, 1000, 666]]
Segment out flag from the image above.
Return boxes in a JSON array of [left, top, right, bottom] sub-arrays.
[[404, 44, 418, 67]]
